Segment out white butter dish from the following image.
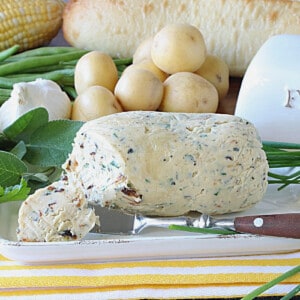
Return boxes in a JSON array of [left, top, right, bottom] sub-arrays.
[[235, 34, 300, 143]]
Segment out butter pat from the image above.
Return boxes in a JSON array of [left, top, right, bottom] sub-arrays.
[[235, 34, 300, 143]]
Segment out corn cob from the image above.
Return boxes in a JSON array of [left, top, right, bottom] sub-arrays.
[[0, 0, 65, 52]]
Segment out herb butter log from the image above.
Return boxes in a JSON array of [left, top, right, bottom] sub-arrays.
[[17, 178, 99, 242], [64, 112, 269, 216], [62, 0, 300, 76]]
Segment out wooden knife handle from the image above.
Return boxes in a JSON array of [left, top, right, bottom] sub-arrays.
[[234, 213, 300, 238]]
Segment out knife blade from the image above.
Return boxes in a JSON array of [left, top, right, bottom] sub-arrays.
[[91, 206, 300, 238]]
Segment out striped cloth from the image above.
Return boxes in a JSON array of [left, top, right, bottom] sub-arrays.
[[0, 251, 299, 299]]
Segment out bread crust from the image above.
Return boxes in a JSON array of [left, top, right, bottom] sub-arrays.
[[63, 0, 300, 76]]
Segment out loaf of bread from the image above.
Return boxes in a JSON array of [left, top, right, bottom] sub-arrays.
[[62, 0, 300, 76], [63, 111, 269, 216]]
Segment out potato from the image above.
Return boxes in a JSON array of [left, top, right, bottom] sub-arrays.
[[125, 59, 168, 82], [114, 68, 163, 111], [74, 51, 118, 94], [132, 36, 154, 64], [159, 72, 218, 113], [136, 59, 169, 82], [195, 55, 229, 100], [71, 86, 123, 121], [151, 23, 207, 74]]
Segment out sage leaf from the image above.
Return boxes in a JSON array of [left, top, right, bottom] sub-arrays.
[[24, 119, 83, 167], [25, 166, 62, 194], [3, 107, 49, 143], [0, 132, 15, 151], [0, 178, 30, 203], [10, 141, 27, 159], [0, 151, 27, 186]]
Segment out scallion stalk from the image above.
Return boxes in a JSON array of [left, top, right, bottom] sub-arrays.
[[168, 224, 237, 235], [263, 141, 300, 190], [241, 265, 300, 300], [280, 284, 300, 300]]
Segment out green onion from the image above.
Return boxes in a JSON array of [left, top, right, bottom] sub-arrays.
[[168, 224, 237, 235], [241, 265, 300, 300], [263, 141, 300, 190], [263, 141, 300, 150], [280, 284, 300, 300]]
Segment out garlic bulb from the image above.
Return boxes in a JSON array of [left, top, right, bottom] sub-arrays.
[[0, 79, 72, 132]]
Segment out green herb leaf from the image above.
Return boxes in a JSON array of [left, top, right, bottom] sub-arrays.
[[0, 131, 15, 151], [10, 140, 27, 159], [24, 119, 83, 167], [0, 151, 27, 186], [3, 107, 49, 143], [24, 165, 62, 193], [0, 178, 30, 203]]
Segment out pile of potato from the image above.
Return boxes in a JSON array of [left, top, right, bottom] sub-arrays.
[[71, 23, 229, 121]]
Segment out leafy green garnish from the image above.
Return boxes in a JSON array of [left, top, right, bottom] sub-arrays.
[[3, 107, 48, 142], [0, 107, 83, 202], [10, 140, 27, 160], [0, 178, 30, 203], [0, 151, 27, 186], [24, 119, 83, 167]]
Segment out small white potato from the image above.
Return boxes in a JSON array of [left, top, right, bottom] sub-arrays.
[[74, 51, 118, 94], [159, 72, 218, 113], [132, 36, 154, 64], [125, 59, 168, 82], [136, 59, 169, 82], [71, 86, 123, 121], [115, 68, 163, 111], [195, 55, 229, 100], [151, 23, 207, 74]]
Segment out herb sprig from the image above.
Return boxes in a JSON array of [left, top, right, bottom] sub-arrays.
[[0, 107, 83, 203]]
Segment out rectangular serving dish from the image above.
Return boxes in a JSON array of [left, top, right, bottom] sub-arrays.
[[0, 184, 299, 265]]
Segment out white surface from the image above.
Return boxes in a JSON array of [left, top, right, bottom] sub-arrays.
[[0, 184, 299, 265], [235, 34, 300, 143]]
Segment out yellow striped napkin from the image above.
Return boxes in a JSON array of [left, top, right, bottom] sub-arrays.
[[0, 251, 299, 299]]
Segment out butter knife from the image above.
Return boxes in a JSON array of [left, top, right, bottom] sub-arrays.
[[93, 207, 300, 238]]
